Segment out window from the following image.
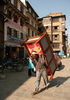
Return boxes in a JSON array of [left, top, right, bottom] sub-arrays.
[[28, 28, 30, 36], [53, 18, 59, 22], [20, 18, 24, 26], [20, 33, 23, 39], [29, 8, 31, 13], [30, 19, 31, 24], [34, 15, 36, 20], [17, 1, 20, 10], [13, 30, 17, 38], [31, 21, 33, 26], [54, 26, 57, 30], [7, 10, 12, 19], [35, 24, 36, 29], [20, 3, 24, 13], [14, 15, 18, 23], [46, 26, 51, 29], [53, 26, 59, 30], [33, 13, 35, 18], [32, 31, 34, 36], [53, 43, 59, 48], [61, 23, 65, 29], [43, 17, 51, 23], [53, 26, 57, 29], [53, 34, 59, 40], [31, 11, 33, 17], [7, 27, 12, 36]]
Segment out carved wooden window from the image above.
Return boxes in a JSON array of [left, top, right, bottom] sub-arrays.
[[20, 18, 24, 26], [14, 15, 18, 23], [13, 30, 17, 38], [20, 33, 23, 39], [20, 3, 24, 13], [7, 27, 12, 36], [7, 10, 12, 19]]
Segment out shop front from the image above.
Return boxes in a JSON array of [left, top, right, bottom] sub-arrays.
[[5, 44, 24, 59]]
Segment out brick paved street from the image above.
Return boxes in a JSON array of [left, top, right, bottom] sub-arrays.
[[0, 58, 70, 100]]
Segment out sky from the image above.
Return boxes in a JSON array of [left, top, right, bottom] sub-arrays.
[[21, 0, 70, 44]]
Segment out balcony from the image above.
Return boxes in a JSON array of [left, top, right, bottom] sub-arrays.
[[7, 2, 27, 20], [7, 35, 24, 43], [26, 10, 37, 21], [25, 21, 37, 31]]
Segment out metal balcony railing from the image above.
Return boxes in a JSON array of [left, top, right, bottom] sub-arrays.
[[7, 35, 24, 43]]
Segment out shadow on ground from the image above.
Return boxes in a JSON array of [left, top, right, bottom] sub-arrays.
[[38, 76, 70, 94], [0, 67, 30, 100], [48, 76, 70, 87]]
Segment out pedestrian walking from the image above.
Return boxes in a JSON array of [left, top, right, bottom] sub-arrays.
[[31, 51, 49, 95], [28, 56, 35, 77]]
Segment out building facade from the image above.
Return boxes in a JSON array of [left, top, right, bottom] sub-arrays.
[[0, 0, 7, 58], [26, 1, 39, 38], [0, 0, 29, 58], [38, 13, 67, 55], [0, 0, 39, 58], [0, 1, 67, 57]]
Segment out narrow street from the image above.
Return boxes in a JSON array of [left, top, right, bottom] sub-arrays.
[[0, 58, 70, 100]]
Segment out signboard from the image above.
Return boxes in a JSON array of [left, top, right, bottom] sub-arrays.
[[27, 43, 43, 54]]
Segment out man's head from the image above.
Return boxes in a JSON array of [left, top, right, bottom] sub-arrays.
[[31, 51, 37, 55], [31, 51, 39, 59]]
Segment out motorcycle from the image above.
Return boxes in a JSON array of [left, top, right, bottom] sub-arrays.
[[0, 57, 24, 72]]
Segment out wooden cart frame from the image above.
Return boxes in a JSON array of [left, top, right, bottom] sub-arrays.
[[21, 33, 57, 80]]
